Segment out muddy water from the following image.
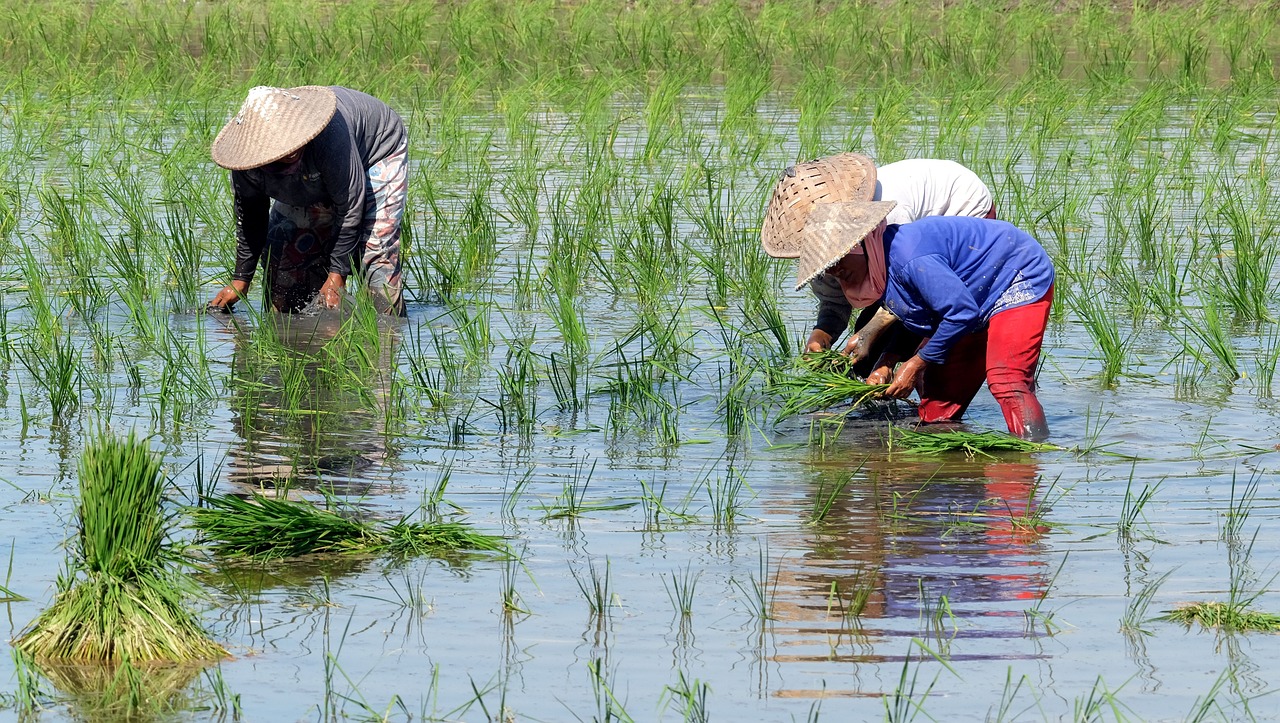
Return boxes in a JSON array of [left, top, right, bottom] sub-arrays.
[[4, 106, 1280, 720]]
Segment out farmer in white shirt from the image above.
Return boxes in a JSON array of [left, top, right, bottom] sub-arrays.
[[762, 155, 996, 383]]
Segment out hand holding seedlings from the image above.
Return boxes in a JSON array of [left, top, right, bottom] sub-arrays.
[[804, 327, 833, 353], [209, 85, 409, 317], [763, 154, 1056, 441], [884, 354, 926, 398]]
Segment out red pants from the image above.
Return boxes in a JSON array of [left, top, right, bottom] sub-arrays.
[[917, 286, 1052, 439]]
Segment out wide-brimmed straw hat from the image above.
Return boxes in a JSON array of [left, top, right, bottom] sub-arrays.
[[211, 86, 338, 170], [792, 200, 897, 291], [761, 153, 878, 259]]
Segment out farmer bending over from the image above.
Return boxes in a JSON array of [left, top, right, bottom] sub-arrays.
[[763, 200, 1055, 441], [763, 155, 996, 383], [207, 85, 408, 316]]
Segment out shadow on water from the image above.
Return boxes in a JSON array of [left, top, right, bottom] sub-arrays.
[[210, 305, 403, 500]]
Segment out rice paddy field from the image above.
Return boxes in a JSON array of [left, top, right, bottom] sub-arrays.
[[6, 0, 1280, 719]]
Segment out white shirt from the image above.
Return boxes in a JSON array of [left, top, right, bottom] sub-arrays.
[[874, 159, 994, 226]]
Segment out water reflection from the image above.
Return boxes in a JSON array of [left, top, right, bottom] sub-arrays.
[[213, 308, 401, 498], [769, 446, 1052, 676]]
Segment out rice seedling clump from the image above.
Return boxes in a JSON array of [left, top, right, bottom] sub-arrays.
[[13, 432, 227, 663], [1163, 602, 1280, 633], [889, 427, 1060, 457], [767, 351, 891, 422], [189, 493, 508, 560]]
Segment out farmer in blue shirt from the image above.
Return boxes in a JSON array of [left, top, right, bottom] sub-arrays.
[[766, 200, 1055, 440]]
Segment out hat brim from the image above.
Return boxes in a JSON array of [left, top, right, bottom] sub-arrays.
[[211, 86, 338, 171], [793, 200, 897, 291]]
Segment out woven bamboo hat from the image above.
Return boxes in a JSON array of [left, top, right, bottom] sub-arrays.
[[761, 153, 878, 259], [793, 200, 897, 291], [211, 86, 338, 171]]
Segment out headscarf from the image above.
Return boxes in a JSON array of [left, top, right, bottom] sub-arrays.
[[840, 224, 888, 308]]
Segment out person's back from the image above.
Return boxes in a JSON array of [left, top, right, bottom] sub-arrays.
[[874, 159, 994, 225]]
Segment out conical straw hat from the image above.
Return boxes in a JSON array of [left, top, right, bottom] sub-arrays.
[[761, 153, 877, 258], [793, 200, 897, 291], [211, 86, 338, 171]]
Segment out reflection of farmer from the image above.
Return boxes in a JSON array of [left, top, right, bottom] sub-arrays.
[[219, 313, 399, 497], [767, 455, 1050, 672], [765, 155, 997, 383], [207, 86, 408, 316], [763, 195, 1055, 440]]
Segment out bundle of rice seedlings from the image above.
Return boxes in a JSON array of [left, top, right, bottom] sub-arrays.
[[1164, 602, 1280, 632], [888, 427, 1060, 457], [768, 352, 890, 422], [188, 493, 508, 560], [13, 433, 227, 663]]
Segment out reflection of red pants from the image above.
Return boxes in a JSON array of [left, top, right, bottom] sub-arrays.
[[918, 286, 1052, 438]]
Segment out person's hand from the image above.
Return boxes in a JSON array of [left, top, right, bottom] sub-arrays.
[[208, 280, 249, 312], [840, 332, 862, 359], [865, 352, 902, 385], [885, 355, 927, 399], [805, 328, 833, 353], [318, 272, 346, 308], [866, 364, 893, 385]]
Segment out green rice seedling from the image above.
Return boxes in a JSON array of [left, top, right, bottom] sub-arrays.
[[1024, 552, 1069, 636], [501, 469, 532, 522], [1179, 302, 1241, 380], [1065, 282, 1130, 388], [888, 427, 1058, 457], [1070, 675, 1128, 722], [14, 431, 226, 663], [17, 333, 80, 425], [586, 658, 634, 723], [883, 647, 940, 723], [730, 546, 776, 624], [500, 549, 530, 617], [1206, 183, 1278, 322], [1, 540, 25, 601], [810, 464, 863, 525], [188, 493, 506, 560], [535, 458, 636, 520], [1221, 468, 1260, 546], [767, 354, 890, 423], [1251, 321, 1280, 396], [917, 581, 957, 659], [489, 339, 538, 436], [1121, 570, 1173, 636], [571, 558, 614, 621], [638, 477, 700, 529], [827, 566, 875, 621], [1117, 468, 1163, 542], [547, 350, 584, 412], [986, 669, 1034, 723], [1164, 602, 1280, 633], [708, 469, 750, 531], [662, 563, 701, 618], [1184, 669, 1233, 723], [661, 670, 709, 723]]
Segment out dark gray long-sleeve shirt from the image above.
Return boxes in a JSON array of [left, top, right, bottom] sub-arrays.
[[230, 86, 407, 282]]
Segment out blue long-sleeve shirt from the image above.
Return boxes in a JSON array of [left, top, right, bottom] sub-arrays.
[[881, 217, 1055, 364]]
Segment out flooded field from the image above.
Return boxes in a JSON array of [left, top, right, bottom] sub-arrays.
[[4, 1, 1280, 720]]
